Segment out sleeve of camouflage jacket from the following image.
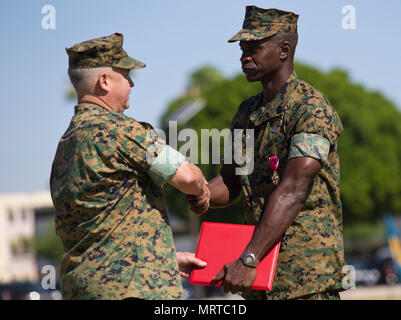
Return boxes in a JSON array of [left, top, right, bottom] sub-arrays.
[[115, 119, 164, 171], [288, 99, 343, 162], [148, 145, 186, 185], [116, 119, 185, 185]]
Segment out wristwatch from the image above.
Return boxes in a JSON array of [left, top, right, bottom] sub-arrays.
[[240, 253, 259, 268]]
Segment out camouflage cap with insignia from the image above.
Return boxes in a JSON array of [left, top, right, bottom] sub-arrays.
[[66, 32, 145, 69], [228, 6, 299, 43]]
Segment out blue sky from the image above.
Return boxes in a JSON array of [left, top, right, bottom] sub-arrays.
[[0, 0, 400, 193]]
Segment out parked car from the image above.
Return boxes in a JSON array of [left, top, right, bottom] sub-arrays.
[[374, 247, 399, 285], [346, 246, 400, 287]]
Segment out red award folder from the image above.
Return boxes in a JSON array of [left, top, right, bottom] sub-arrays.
[[189, 222, 281, 290]]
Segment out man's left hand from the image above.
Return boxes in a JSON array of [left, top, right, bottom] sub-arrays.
[[211, 259, 257, 294], [176, 252, 207, 278]]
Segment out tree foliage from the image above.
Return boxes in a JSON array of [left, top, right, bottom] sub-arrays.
[[160, 63, 401, 228], [35, 221, 64, 263]]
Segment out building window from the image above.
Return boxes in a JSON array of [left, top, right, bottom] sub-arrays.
[[10, 237, 34, 256]]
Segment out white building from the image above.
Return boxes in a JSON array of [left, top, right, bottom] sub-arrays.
[[0, 191, 54, 283]]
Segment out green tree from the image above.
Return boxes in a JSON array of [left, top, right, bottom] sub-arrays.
[[34, 221, 64, 263], [187, 65, 225, 93], [161, 62, 401, 230]]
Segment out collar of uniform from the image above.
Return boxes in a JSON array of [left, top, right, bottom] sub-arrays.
[[249, 72, 298, 127], [74, 102, 111, 115]]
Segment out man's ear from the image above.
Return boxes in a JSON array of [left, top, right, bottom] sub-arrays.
[[98, 72, 111, 93], [279, 41, 291, 62]]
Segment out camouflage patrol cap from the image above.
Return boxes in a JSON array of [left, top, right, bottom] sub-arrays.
[[228, 6, 299, 43], [66, 33, 145, 69]]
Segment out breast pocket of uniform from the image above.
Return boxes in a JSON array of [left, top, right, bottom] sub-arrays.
[[257, 115, 287, 160]]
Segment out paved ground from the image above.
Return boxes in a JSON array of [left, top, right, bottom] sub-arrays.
[[340, 284, 401, 300], [200, 285, 401, 300]]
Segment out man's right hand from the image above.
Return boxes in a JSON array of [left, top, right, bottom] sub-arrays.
[[187, 179, 210, 215]]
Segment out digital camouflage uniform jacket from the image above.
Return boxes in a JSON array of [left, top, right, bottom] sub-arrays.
[[50, 103, 183, 300], [230, 72, 346, 299]]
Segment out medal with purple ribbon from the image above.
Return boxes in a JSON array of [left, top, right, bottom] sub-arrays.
[[269, 156, 280, 186]]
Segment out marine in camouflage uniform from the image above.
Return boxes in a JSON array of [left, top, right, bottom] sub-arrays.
[[230, 72, 346, 300], [203, 7, 347, 300], [50, 33, 188, 300]]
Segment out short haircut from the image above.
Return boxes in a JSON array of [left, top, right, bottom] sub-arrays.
[[68, 67, 112, 95]]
